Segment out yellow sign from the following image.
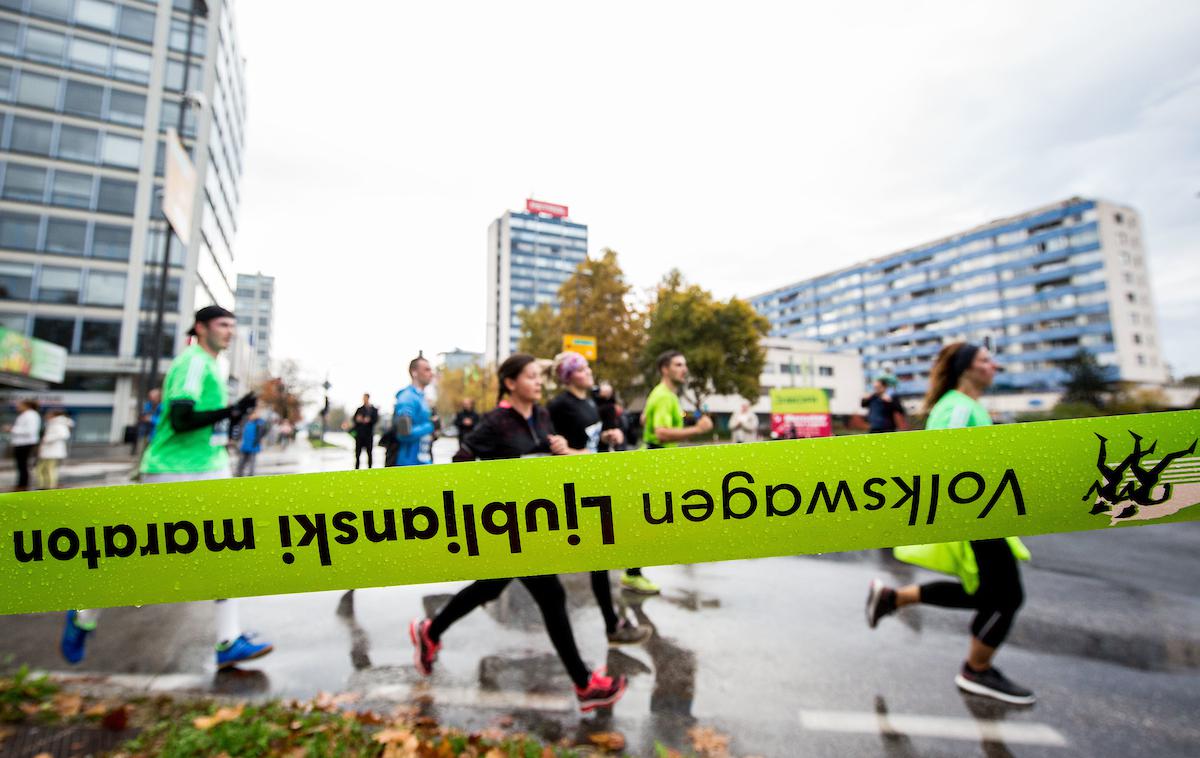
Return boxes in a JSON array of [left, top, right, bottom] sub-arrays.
[[562, 334, 597, 361]]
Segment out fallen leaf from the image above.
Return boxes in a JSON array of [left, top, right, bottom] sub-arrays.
[[331, 692, 361, 706], [414, 715, 440, 729], [84, 702, 109, 718], [102, 705, 130, 732], [687, 725, 731, 757], [193, 704, 244, 730], [289, 720, 303, 730], [19, 702, 42, 716], [374, 728, 413, 745], [355, 710, 385, 725], [588, 731, 627, 752], [33, 753, 54, 758], [0, 726, 13, 743], [53, 693, 83, 718]]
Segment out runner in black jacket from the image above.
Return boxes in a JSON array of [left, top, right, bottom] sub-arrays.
[[409, 354, 627, 712]]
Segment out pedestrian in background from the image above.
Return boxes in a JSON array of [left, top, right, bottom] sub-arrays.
[[861, 375, 907, 433], [36, 409, 73, 489], [392, 356, 435, 466], [452, 397, 479, 452], [352, 393, 379, 469], [237, 408, 265, 477], [7, 399, 41, 491], [729, 400, 758, 444]]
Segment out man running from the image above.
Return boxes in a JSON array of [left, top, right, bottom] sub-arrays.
[[624, 349, 713, 595], [392, 356, 435, 467], [61, 306, 273, 669], [548, 352, 650, 645]]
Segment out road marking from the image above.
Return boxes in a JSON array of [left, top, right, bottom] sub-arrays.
[[799, 709, 1068, 747]]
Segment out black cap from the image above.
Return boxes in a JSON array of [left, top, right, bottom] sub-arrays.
[[188, 305, 235, 336]]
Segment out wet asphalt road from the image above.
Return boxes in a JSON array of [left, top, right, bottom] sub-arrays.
[[2, 437, 1198, 757]]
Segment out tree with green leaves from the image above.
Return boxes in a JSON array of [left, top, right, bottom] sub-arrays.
[[640, 269, 768, 409], [1060, 348, 1109, 408], [517, 249, 645, 397]]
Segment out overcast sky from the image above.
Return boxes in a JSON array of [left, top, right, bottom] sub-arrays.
[[231, 1, 1200, 411]]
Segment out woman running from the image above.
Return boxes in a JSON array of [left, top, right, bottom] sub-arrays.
[[865, 342, 1034, 705], [548, 352, 650, 646], [409, 353, 626, 712]]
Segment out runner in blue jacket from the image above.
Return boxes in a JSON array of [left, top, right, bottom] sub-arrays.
[[392, 355, 435, 466]]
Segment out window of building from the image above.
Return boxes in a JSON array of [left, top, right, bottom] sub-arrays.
[[818, 366, 834, 377], [1132, 333, 1142, 345], [3, 164, 47, 202], [79, 319, 120, 354], [16, 71, 59, 109], [24, 27, 67, 64], [0, 212, 40, 249], [140, 273, 180, 310], [36, 265, 81, 303], [33, 315, 74, 348], [30, 0, 72, 21], [0, 261, 34, 299], [0, 20, 17, 55], [96, 177, 136, 214], [101, 133, 140, 168], [136, 323, 174, 358], [44, 217, 86, 254], [57, 124, 100, 162], [0, 65, 11, 100], [10, 117, 53, 155], [107, 89, 144, 126], [117, 7, 156, 42], [1126, 292, 1136, 303], [60, 372, 117, 391], [0, 312, 27, 333], [92, 223, 130, 259], [68, 37, 110, 73], [76, 0, 118, 31], [63, 79, 104, 118], [49, 170, 92, 208], [111, 47, 151, 82], [83, 268, 124, 306]]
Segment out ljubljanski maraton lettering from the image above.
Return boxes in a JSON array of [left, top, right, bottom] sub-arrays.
[[1, 411, 1196, 614]]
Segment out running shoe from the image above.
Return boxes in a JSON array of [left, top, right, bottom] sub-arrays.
[[607, 618, 652, 646], [409, 617, 440, 676], [575, 667, 627, 712], [865, 578, 897, 628], [955, 663, 1036, 705], [60, 610, 92, 664], [620, 574, 661, 595], [216, 633, 274, 669]]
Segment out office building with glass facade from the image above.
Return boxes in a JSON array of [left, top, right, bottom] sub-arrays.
[[485, 204, 587, 366], [0, 0, 247, 442], [232, 270, 270, 383], [751, 198, 1167, 403]]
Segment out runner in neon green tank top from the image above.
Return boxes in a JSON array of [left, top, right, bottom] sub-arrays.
[[62, 307, 273, 672], [141, 344, 230, 474], [865, 343, 1036, 705]]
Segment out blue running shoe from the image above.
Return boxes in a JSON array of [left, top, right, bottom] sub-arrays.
[[60, 610, 91, 664], [216, 634, 274, 669]]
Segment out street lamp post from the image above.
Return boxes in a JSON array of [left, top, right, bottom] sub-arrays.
[[321, 377, 331, 442], [138, 0, 206, 419]]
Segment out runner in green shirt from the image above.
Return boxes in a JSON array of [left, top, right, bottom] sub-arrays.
[[62, 306, 273, 670], [623, 350, 714, 595], [865, 342, 1035, 705]]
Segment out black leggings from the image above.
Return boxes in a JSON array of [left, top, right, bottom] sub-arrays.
[[13, 445, 33, 489], [591, 570, 618, 633], [355, 438, 373, 469], [428, 575, 589, 688], [919, 539, 1024, 648]]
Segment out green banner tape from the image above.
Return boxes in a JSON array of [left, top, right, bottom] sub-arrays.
[[2, 411, 1197, 615]]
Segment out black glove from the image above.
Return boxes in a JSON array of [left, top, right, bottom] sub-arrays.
[[229, 392, 258, 424]]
